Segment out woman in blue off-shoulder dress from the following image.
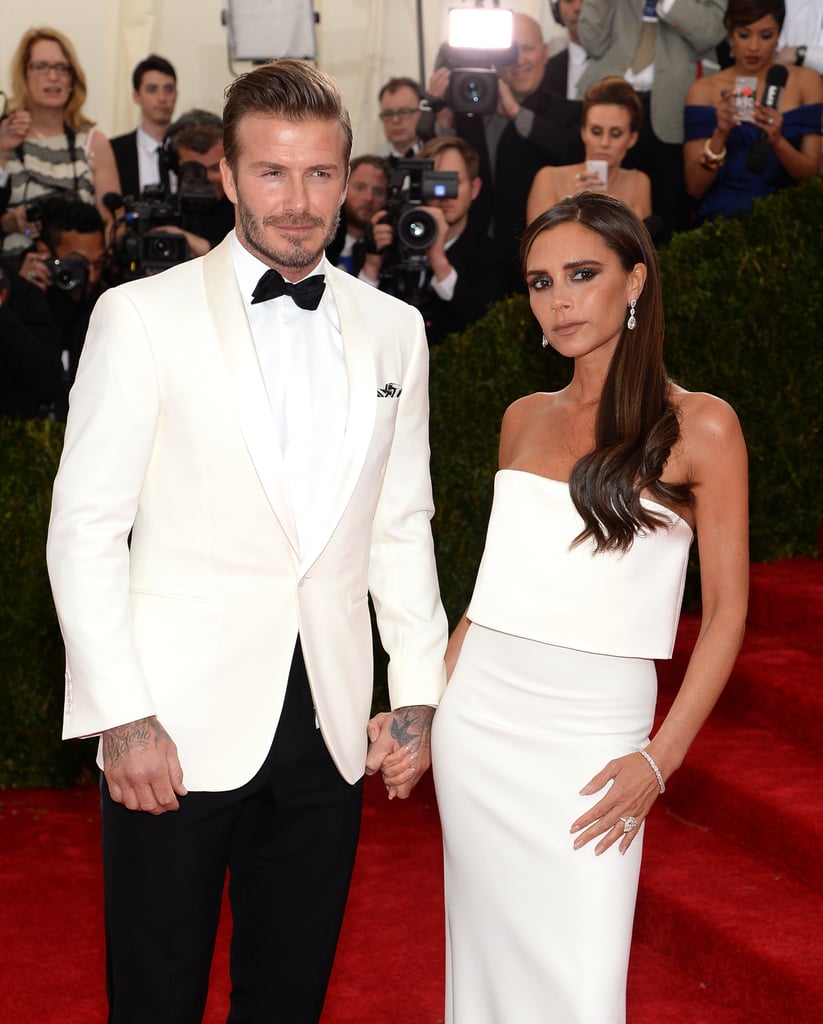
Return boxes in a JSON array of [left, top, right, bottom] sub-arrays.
[[410, 192, 748, 1024], [683, 0, 822, 224]]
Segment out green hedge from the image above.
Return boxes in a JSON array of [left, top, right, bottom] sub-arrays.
[[2, 178, 821, 785]]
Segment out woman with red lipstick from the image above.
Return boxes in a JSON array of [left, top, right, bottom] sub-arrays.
[[0, 27, 121, 256], [427, 193, 748, 1022], [684, 0, 822, 223], [527, 77, 652, 224]]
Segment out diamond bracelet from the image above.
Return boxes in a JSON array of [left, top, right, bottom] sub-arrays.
[[638, 748, 666, 794]]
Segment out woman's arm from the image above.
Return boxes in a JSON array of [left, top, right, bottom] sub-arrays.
[[683, 78, 736, 200], [88, 131, 122, 230], [645, 392, 749, 781], [570, 391, 748, 856], [760, 67, 823, 181], [526, 166, 559, 225], [632, 170, 652, 221]]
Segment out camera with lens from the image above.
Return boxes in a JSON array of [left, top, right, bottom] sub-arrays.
[[112, 161, 215, 280], [367, 159, 458, 298], [424, 7, 519, 116], [45, 255, 89, 292]]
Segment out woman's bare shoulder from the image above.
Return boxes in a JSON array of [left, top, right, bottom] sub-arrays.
[[670, 386, 745, 452]]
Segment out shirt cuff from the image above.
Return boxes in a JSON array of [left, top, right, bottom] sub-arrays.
[[358, 269, 380, 288], [430, 267, 457, 302], [513, 106, 535, 139], [657, 0, 677, 16]]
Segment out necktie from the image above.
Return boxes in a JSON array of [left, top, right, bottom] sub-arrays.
[[251, 270, 326, 310], [630, 21, 657, 74]]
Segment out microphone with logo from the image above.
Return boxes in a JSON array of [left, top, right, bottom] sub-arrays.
[[745, 65, 789, 174]]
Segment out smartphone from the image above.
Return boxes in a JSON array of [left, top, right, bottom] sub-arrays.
[[586, 160, 608, 192], [733, 76, 758, 122]]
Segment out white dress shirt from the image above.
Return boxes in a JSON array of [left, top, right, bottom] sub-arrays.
[[136, 126, 163, 192], [229, 232, 347, 559]]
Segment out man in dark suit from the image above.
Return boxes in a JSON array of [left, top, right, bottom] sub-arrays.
[[362, 136, 510, 345], [545, 0, 588, 100], [325, 154, 389, 275], [110, 55, 177, 198], [428, 12, 583, 287]]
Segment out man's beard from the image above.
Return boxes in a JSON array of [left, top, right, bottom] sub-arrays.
[[236, 187, 341, 271]]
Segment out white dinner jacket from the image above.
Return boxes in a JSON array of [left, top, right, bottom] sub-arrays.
[[47, 237, 448, 790]]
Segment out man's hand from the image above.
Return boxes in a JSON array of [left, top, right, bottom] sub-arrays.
[[102, 715, 187, 814], [366, 705, 435, 800], [496, 79, 521, 120]]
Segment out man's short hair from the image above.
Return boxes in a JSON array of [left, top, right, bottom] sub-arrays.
[[37, 197, 104, 252], [222, 59, 353, 171], [167, 109, 224, 155], [378, 77, 422, 103], [349, 154, 390, 179], [132, 54, 177, 91], [418, 136, 480, 181]]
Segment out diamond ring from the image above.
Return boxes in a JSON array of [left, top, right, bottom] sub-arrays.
[[619, 815, 638, 832]]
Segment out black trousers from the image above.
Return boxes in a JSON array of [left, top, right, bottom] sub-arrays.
[[101, 640, 364, 1024]]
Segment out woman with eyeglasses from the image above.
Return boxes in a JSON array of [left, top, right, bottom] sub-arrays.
[[0, 27, 121, 257]]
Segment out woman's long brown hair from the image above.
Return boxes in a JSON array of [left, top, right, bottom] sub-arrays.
[[520, 193, 693, 553]]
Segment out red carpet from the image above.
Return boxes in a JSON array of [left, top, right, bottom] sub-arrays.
[[1, 558, 821, 1023]]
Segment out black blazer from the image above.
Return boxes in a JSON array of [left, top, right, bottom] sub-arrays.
[[545, 50, 570, 99], [415, 226, 510, 346], [456, 66, 584, 277], [110, 131, 141, 199]]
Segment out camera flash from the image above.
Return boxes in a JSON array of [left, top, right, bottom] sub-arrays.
[[448, 8, 513, 50]]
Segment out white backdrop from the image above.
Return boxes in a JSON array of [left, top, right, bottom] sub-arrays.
[[0, 0, 567, 158]]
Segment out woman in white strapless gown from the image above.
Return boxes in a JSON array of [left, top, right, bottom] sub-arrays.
[[423, 194, 749, 1023]]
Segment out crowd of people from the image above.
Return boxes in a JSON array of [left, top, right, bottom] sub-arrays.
[[1, 3, 821, 418], [0, 3, 817, 1022]]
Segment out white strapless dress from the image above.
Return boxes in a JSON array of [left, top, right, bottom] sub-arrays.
[[432, 470, 693, 1024]]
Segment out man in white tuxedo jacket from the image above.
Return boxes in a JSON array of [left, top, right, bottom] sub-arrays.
[[46, 59, 448, 1024]]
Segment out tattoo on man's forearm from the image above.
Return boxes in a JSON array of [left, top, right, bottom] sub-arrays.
[[103, 717, 169, 767], [390, 708, 431, 749]]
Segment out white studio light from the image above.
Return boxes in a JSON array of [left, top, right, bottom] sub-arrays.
[[448, 7, 514, 51]]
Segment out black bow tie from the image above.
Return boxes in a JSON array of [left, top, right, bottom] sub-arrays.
[[251, 270, 326, 310]]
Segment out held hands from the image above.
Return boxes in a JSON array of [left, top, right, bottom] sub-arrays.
[[569, 750, 663, 856], [102, 715, 187, 814], [365, 704, 435, 800]]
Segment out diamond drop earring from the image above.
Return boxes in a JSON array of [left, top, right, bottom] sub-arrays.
[[627, 298, 637, 331], [541, 335, 549, 348]]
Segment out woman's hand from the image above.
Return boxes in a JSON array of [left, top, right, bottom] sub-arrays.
[[752, 101, 784, 146], [0, 110, 31, 161], [569, 750, 662, 856], [715, 90, 738, 136]]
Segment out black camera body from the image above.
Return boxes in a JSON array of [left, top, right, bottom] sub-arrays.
[[114, 161, 215, 279], [439, 43, 519, 115], [370, 159, 458, 287], [45, 255, 89, 292]]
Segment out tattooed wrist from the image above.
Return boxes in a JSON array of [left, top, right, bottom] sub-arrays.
[[390, 706, 434, 749], [103, 716, 169, 767]]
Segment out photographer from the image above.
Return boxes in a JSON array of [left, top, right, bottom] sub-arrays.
[[361, 137, 509, 346], [163, 109, 234, 249], [14, 196, 108, 411], [427, 13, 583, 285]]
